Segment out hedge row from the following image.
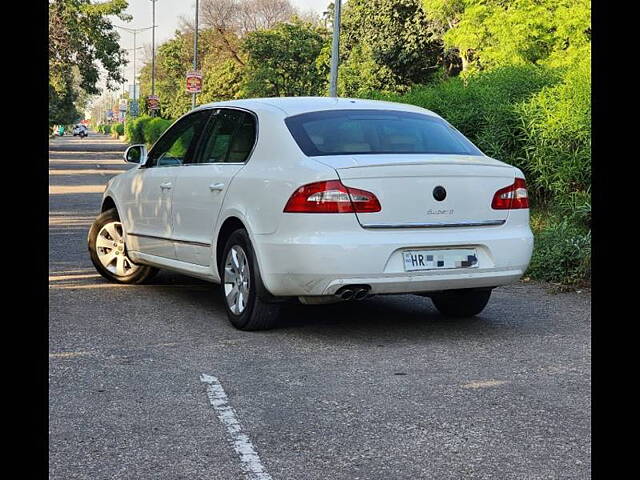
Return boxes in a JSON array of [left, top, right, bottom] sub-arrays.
[[110, 123, 124, 137], [124, 116, 173, 147]]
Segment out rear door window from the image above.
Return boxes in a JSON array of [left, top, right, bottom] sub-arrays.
[[196, 109, 257, 164]]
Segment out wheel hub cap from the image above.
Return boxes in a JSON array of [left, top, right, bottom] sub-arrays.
[[224, 246, 250, 314], [95, 221, 139, 277]]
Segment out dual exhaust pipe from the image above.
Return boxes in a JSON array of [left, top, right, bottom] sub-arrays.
[[335, 285, 371, 301]]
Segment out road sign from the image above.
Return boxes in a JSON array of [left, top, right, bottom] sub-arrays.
[[129, 100, 139, 117], [147, 95, 160, 111], [119, 99, 127, 112], [186, 71, 203, 93]]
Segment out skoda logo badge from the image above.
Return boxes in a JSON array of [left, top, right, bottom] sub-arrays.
[[433, 186, 446, 201]]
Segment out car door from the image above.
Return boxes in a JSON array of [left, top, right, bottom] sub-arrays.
[[124, 110, 211, 259], [171, 108, 257, 266]]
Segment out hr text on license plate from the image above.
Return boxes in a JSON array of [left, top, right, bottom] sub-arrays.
[[402, 249, 478, 272]]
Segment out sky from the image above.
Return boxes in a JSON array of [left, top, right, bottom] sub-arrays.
[[115, 0, 331, 86]]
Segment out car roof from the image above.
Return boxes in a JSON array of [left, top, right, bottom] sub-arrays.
[[196, 96, 439, 118]]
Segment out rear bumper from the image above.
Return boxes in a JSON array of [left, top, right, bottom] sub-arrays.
[[253, 211, 533, 297]]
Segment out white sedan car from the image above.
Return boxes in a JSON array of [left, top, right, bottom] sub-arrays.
[[88, 97, 533, 330]]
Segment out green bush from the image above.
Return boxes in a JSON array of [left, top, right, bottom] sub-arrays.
[[124, 116, 149, 143], [527, 216, 591, 287], [142, 117, 172, 147], [124, 116, 173, 146], [110, 123, 124, 137], [516, 56, 591, 211]]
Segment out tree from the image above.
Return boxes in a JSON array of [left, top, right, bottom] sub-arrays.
[[241, 20, 329, 97], [194, 0, 297, 66], [338, 0, 443, 96], [49, 0, 130, 126], [427, 0, 591, 72], [200, 0, 296, 36]]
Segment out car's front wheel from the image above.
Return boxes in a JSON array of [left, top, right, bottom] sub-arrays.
[[88, 208, 158, 284], [221, 229, 280, 330], [430, 288, 492, 317]]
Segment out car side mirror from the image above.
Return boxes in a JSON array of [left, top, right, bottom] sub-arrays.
[[124, 144, 147, 165]]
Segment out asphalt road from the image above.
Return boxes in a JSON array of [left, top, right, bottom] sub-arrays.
[[49, 133, 591, 479]]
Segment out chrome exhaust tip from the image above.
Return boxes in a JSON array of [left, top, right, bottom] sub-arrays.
[[338, 289, 355, 300], [335, 285, 371, 301], [353, 288, 369, 300]]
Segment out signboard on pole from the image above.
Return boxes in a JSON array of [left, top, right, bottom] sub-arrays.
[[186, 71, 203, 93], [119, 99, 127, 112], [147, 95, 160, 111], [129, 100, 139, 117]]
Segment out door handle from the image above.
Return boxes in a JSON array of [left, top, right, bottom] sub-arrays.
[[209, 183, 225, 191], [160, 182, 173, 190]]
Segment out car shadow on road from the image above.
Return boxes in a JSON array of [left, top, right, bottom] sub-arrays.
[[147, 271, 511, 343]]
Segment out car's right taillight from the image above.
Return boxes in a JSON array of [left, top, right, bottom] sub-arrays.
[[283, 180, 381, 213], [491, 178, 529, 209]]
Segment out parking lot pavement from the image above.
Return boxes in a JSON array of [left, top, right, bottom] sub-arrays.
[[49, 133, 591, 479]]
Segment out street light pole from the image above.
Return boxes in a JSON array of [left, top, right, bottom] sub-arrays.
[[192, 0, 199, 109], [329, 0, 342, 97], [151, 0, 157, 116], [115, 25, 153, 108], [133, 30, 137, 102], [191, 0, 199, 109]]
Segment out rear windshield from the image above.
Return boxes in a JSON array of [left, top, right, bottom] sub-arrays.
[[284, 109, 483, 157]]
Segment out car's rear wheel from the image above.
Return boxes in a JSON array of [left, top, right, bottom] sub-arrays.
[[430, 289, 492, 317], [88, 208, 158, 284], [221, 229, 280, 331]]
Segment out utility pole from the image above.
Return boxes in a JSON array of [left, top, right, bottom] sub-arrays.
[[192, 0, 199, 109], [329, 0, 342, 97], [151, 0, 158, 116], [115, 25, 153, 107]]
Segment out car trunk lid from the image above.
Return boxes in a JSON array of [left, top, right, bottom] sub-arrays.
[[313, 154, 516, 228]]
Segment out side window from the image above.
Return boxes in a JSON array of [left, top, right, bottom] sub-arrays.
[[146, 110, 211, 168], [197, 109, 256, 164]]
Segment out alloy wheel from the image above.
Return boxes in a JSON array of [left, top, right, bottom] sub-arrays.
[[224, 245, 250, 314], [95, 221, 139, 277]]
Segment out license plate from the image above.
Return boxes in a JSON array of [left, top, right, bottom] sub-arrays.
[[402, 249, 478, 272]]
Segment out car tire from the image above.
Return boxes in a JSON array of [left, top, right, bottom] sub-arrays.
[[88, 208, 158, 284], [430, 289, 492, 317], [220, 229, 280, 331]]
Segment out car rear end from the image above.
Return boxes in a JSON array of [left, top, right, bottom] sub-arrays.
[[254, 106, 533, 299]]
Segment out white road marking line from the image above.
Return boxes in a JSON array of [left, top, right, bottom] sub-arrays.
[[462, 379, 508, 389], [49, 351, 91, 359], [200, 373, 272, 480]]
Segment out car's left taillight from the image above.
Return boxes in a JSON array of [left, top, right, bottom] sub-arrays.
[[491, 177, 529, 210], [283, 180, 381, 213]]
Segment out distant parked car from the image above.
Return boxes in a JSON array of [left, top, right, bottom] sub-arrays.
[[73, 124, 88, 138], [88, 97, 533, 330]]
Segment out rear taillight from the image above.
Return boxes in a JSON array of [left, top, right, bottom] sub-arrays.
[[283, 180, 381, 213], [491, 177, 529, 210]]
